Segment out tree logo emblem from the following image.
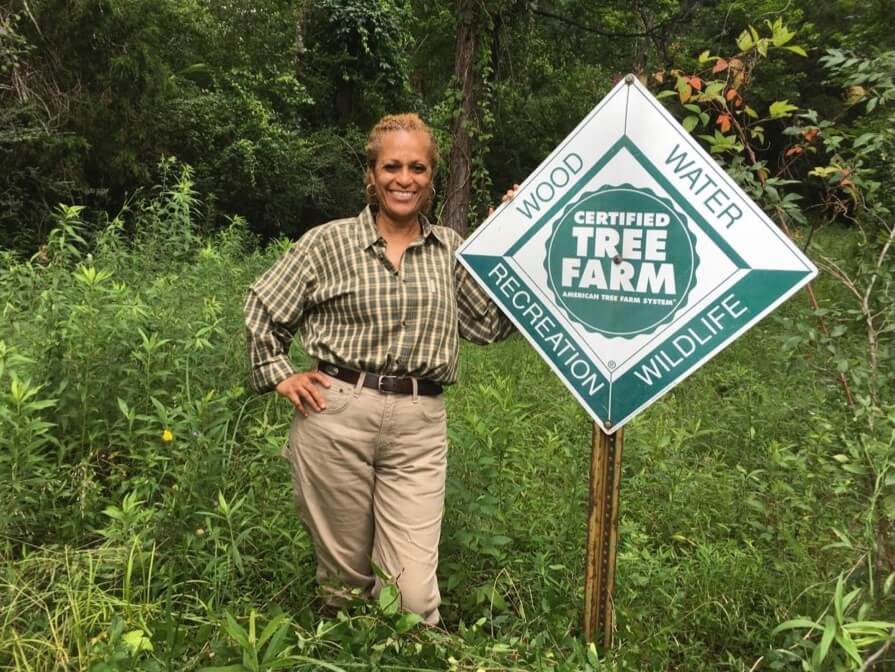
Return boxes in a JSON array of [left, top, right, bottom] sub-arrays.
[[545, 184, 700, 337]]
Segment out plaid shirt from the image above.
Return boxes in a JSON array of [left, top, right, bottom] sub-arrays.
[[244, 206, 514, 392]]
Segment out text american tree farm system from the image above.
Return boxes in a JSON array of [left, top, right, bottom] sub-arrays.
[[458, 76, 817, 434]]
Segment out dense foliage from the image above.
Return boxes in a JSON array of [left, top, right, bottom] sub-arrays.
[[3, 1, 893, 246], [2, 0, 895, 669]]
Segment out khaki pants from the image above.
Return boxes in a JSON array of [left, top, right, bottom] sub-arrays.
[[284, 373, 447, 625]]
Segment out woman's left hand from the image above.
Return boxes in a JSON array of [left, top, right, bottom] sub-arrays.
[[488, 183, 520, 216]]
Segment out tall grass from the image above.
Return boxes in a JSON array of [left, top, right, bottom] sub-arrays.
[[1, 166, 892, 670]]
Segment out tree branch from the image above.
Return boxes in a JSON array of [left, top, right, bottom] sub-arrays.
[[531, 8, 653, 39], [531, 2, 703, 41]]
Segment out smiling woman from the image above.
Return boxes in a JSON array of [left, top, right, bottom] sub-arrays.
[[243, 113, 516, 626], [364, 116, 439, 267], [366, 114, 439, 217]]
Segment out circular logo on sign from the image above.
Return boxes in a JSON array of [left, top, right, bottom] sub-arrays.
[[545, 184, 699, 337]]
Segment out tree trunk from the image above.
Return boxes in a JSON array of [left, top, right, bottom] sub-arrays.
[[442, 1, 479, 236], [293, 1, 307, 69]]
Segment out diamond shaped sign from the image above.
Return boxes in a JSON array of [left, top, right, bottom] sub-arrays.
[[457, 76, 817, 434]]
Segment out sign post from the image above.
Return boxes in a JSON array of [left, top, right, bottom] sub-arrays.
[[457, 73, 817, 647], [583, 423, 624, 647]]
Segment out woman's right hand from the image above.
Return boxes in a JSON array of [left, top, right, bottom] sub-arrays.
[[276, 371, 332, 416]]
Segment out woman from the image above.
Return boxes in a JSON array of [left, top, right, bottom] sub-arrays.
[[244, 113, 514, 625]]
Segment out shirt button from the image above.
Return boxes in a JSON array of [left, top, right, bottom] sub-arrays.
[[401, 320, 407, 327]]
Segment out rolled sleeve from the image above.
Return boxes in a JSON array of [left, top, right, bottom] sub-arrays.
[[455, 263, 515, 345], [244, 290, 298, 392], [244, 243, 314, 393]]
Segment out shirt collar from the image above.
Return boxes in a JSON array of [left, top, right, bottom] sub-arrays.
[[357, 205, 447, 249], [357, 206, 381, 250]]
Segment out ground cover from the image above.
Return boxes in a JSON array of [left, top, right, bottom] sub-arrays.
[[1, 181, 892, 670]]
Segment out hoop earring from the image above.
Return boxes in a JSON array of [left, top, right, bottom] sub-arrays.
[[429, 185, 436, 201], [365, 183, 376, 200]]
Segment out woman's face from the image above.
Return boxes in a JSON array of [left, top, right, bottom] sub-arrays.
[[370, 130, 433, 225]]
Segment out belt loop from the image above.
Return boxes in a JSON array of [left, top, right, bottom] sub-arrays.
[[353, 370, 365, 396], [411, 377, 419, 403]]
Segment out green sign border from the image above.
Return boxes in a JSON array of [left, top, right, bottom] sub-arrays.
[[462, 255, 810, 426], [505, 136, 749, 271]]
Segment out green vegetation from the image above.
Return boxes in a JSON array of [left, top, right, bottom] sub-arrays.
[[0, 167, 892, 669], [2, 1, 895, 670]]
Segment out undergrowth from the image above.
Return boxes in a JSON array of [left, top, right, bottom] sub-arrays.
[[1, 165, 893, 670]]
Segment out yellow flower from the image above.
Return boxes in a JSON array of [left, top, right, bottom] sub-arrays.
[[161, 429, 174, 443]]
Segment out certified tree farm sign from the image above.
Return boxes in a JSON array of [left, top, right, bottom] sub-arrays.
[[457, 75, 817, 434]]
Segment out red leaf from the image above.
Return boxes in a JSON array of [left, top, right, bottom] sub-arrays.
[[712, 58, 729, 74], [785, 145, 804, 157], [688, 76, 703, 91], [803, 128, 819, 142], [716, 114, 732, 133], [725, 88, 738, 102]]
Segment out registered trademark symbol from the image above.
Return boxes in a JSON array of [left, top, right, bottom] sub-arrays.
[[608, 360, 616, 369]]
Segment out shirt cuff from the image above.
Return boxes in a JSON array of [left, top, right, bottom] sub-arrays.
[[251, 356, 296, 394]]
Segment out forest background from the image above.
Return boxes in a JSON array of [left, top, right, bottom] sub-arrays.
[[2, 0, 895, 670]]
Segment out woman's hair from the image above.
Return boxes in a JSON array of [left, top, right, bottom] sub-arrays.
[[364, 113, 439, 211]]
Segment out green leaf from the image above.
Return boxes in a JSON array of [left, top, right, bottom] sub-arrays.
[[785, 45, 808, 57], [844, 620, 895, 634], [704, 82, 725, 100], [117, 397, 131, 417], [370, 560, 392, 583], [261, 623, 291, 664], [815, 615, 836, 665], [257, 614, 289, 648], [736, 29, 753, 51], [394, 613, 423, 633], [854, 132, 878, 148], [842, 587, 862, 612], [834, 576, 845, 625], [378, 584, 400, 615], [769, 21, 796, 47], [656, 89, 677, 99], [587, 642, 600, 667], [683, 115, 699, 132], [772, 618, 820, 635], [122, 629, 154, 654], [698, 50, 711, 63], [833, 628, 862, 664], [223, 612, 251, 649], [769, 100, 799, 119]]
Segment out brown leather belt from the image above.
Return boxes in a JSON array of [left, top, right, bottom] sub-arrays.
[[317, 361, 443, 396]]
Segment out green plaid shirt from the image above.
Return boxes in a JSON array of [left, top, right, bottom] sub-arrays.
[[244, 206, 514, 392]]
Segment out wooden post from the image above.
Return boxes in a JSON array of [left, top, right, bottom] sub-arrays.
[[583, 422, 624, 647]]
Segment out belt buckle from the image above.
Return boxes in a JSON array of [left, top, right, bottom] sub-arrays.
[[377, 375, 393, 394]]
